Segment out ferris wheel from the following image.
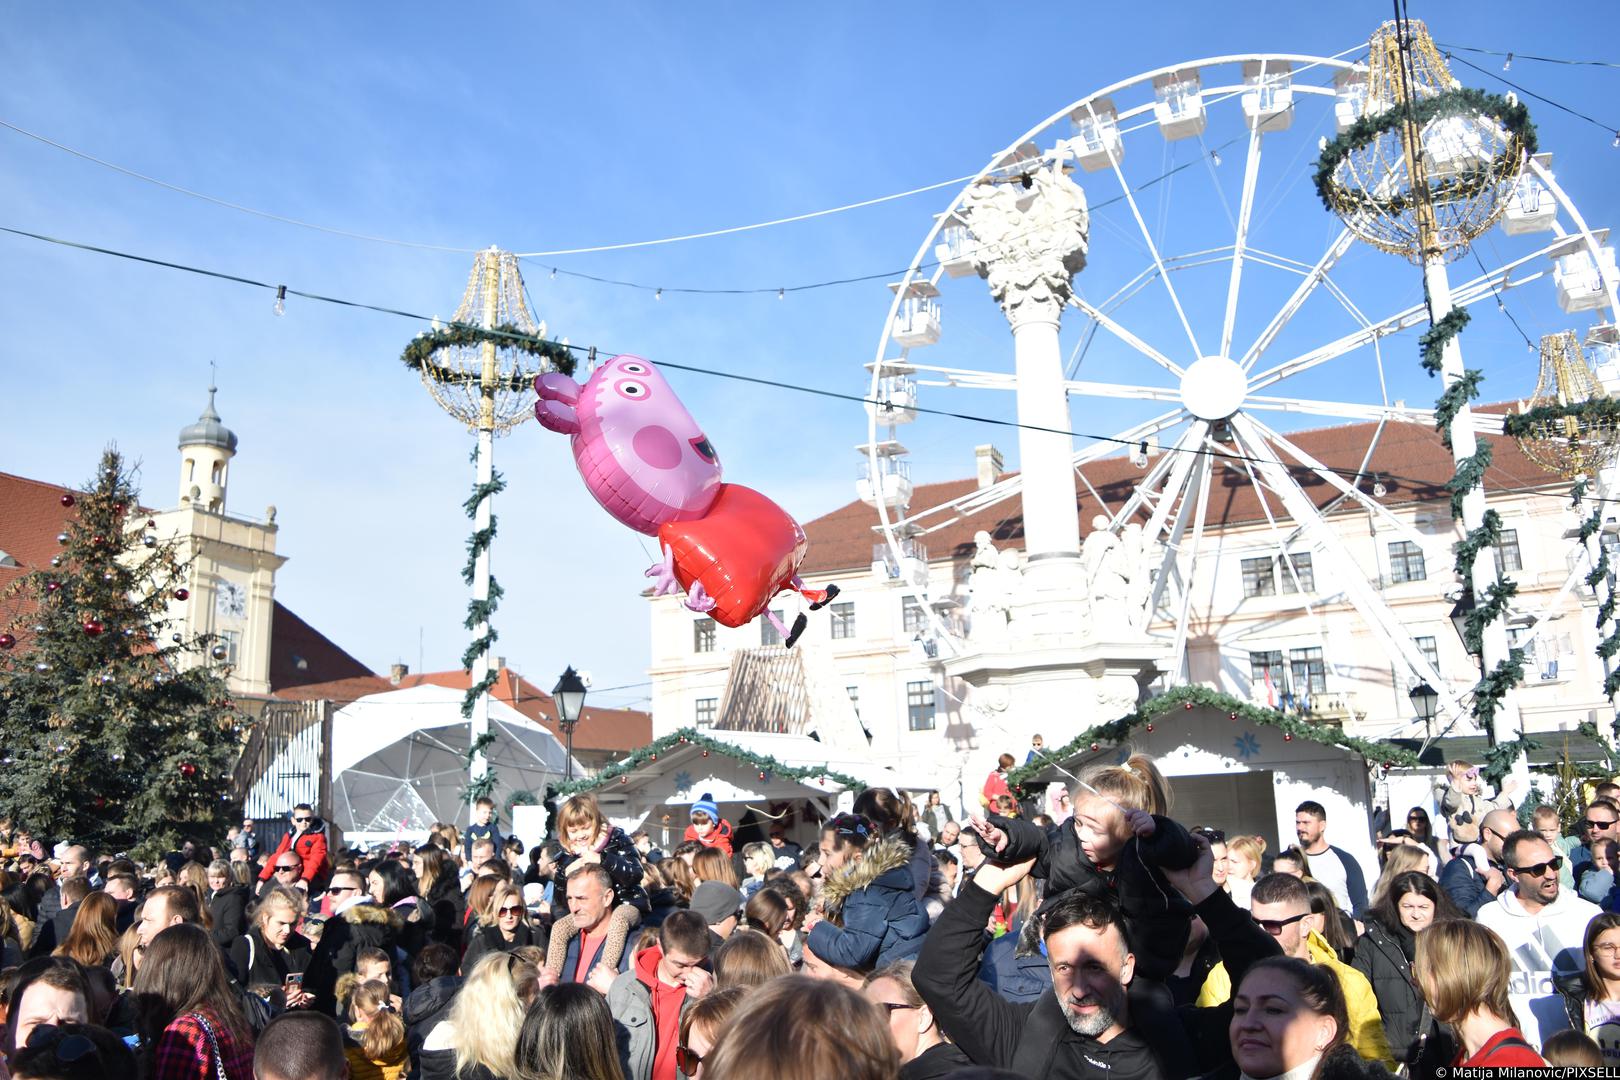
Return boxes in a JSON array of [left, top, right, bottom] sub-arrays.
[[862, 35, 1620, 725]]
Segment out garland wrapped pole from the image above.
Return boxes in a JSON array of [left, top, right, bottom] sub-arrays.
[[401, 248, 576, 811], [1315, 19, 1537, 783]]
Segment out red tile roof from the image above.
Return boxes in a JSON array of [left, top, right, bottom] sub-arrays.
[[275, 667, 651, 754], [800, 408, 1562, 576]]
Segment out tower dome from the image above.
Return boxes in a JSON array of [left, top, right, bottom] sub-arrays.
[[178, 385, 239, 453], [177, 384, 237, 512]]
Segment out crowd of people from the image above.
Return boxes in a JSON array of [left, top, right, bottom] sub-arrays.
[[0, 751, 1618, 1079]]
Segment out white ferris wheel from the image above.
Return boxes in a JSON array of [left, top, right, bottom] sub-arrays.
[[862, 38, 1620, 728]]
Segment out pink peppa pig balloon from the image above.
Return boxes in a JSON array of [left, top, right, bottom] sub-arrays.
[[534, 355, 723, 535], [534, 355, 838, 646]]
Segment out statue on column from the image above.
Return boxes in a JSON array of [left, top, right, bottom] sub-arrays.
[[1082, 516, 1132, 636], [956, 161, 1090, 327], [967, 531, 1011, 642], [1121, 522, 1158, 633]]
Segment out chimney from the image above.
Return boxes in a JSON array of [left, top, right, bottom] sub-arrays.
[[389, 663, 408, 685], [494, 656, 507, 671], [975, 444, 1004, 489]]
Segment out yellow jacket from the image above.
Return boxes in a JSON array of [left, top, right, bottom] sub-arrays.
[[1194, 928, 1396, 1068]]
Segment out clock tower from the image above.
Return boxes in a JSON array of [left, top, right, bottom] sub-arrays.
[[147, 383, 286, 695]]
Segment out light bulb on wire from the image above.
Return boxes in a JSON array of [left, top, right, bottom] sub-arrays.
[[1502, 52, 1513, 72], [1211, 149, 1222, 167], [777, 288, 785, 301], [655, 288, 663, 301], [274, 284, 286, 316], [549, 267, 557, 280]]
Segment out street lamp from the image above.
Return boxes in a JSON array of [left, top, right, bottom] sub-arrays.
[[553, 666, 587, 782], [1408, 681, 1438, 739]]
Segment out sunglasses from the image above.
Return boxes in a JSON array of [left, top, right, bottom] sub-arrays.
[[1511, 856, 1564, 877], [498, 904, 524, 916], [328, 885, 356, 893], [1585, 819, 1618, 831], [1251, 911, 1310, 935], [877, 1002, 918, 1014], [293, 816, 312, 823], [274, 866, 300, 873], [676, 1046, 703, 1073]]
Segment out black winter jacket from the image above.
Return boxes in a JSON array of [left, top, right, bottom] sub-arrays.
[[227, 927, 312, 991], [460, 920, 542, 973], [404, 975, 460, 1080], [914, 877, 1278, 1080], [424, 875, 465, 953], [994, 811, 1200, 981], [1351, 918, 1445, 1067], [550, 826, 649, 918], [208, 886, 249, 950], [900, 1041, 975, 1079], [303, 901, 402, 1014]]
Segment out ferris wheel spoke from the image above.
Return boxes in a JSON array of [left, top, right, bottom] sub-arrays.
[[1068, 295, 1186, 378], [1229, 415, 1465, 724], [1239, 229, 1355, 372], [1242, 395, 1508, 433], [1112, 420, 1207, 536], [1065, 380, 1182, 404], [1220, 125, 1265, 360], [1082, 100, 1205, 360], [1168, 450, 1213, 684]]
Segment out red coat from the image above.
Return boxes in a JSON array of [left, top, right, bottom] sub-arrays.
[[258, 821, 331, 891], [682, 818, 734, 856], [980, 770, 1011, 807]]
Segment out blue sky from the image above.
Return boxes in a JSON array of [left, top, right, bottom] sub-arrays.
[[3, 3, 1616, 708]]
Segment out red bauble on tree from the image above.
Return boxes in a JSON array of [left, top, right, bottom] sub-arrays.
[[179, 762, 198, 779], [174, 588, 189, 601], [93, 797, 107, 809], [59, 494, 75, 508], [1183, 701, 1194, 710], [0, 633, 14, 651], [1145, 723, 1154, 732], [1283, 733, 1293, 742], [82, 619, 103, 636]]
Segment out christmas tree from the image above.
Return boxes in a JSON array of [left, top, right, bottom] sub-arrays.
[[0, 449, 247, 857]]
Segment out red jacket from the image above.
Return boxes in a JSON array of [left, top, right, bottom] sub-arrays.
[[1456, 1029, 1545, 1068], [258, 819, 331, 891], [682, 819, 734, 856], [635, 943, 688, 1080]]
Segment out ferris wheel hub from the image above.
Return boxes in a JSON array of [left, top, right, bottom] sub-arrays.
[[1179, 355, 1248, 421]]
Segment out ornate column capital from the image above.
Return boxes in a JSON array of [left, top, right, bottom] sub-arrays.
[[957, 165, 1090, 327]]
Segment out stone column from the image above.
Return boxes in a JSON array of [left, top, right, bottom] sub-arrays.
[[957, 165, 1091, 626]]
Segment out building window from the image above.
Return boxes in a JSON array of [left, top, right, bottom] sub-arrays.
[[906, 681, 936, 731], [760, 611, 784, 647], [695, 698, 717, 727], [1241, 557, 1276, 598], [1249, 650, 1287, 693], [846, 685, 860, 719], [1388, 541, 1427, 583], [1494, 529, 1523, 574], [215, 629, 240, 665], [693, 619, 716, 653], [1290, 647, 1327, 695], [1415, 635, 1440, 673], [1280, 553, 1315, 594], [829, 602, 856, 640], [902, 595, 927, 635]]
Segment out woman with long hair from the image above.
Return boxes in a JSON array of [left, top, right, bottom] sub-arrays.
[[415, 846, 465, 952], [1353, 870, 1460, 1072], [344, 979, 408, 1080], [463, 876, 501, 937], [1303, 881, 1356, 963], [418, 951, 536, 1080], [739, 843, 775, 899], [1227, 957, 1353, 1080], [512, 983, 625, 1080], [862, 959, 970, 1079], [756, 879, 807, 969], [461, 881, 541, 974], [664, 855, 698, 907], [853, 787, 938, 903], [1415, 919, 1546, 1066], [675, 987, 744, 1080], [702, 976, 898, 1080], [227, 886, 312, 1007], [1404, 807, 1443, 864], [174, 863, 216, 933], [691, 848, 739, 890], [135, 923, 254, 1080], [0, 895, 24, 968], [1557, 911, 1620, 1036], [369, 860, 432, 960], [920, 791, 953, 843], [52, 891, 119, 969], [1369, 845, 1433, 909]]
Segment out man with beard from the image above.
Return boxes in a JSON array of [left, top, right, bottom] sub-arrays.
[[914, 832, 1278, 1079]]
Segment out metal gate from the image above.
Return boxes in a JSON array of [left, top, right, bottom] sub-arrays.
[[232, 699, 332, 834]]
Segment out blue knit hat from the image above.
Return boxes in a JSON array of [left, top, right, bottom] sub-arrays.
[[691, 793, 720, 822]]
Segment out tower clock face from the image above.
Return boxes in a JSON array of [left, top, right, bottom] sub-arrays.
[[216, 581, 247, 621]]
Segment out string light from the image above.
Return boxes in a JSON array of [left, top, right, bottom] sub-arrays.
[[1502, 52, 1513, 72], [1211, 149, 1222, 167], [549, 267, 556, 280], [654, 288, 662, 301], [273, 284, 286, 316], [777, 288, 785, 300]]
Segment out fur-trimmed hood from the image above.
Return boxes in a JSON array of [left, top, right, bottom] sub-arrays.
[[341, 900, 403, 930], [822, 835, 915, 913]]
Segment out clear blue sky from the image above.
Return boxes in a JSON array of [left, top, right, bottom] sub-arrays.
[[3, 3, 1615, 707]]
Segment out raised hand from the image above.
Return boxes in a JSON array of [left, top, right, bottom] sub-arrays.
[[1123, 808, 1157, 839], [1162, 832, 1217, 904], [967, 813, 1009, 855]]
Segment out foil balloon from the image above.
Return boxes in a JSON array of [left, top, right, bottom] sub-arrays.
[[535, 355, 837, 645]]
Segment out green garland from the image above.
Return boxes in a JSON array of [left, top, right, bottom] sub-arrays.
[[401, 322, 577, 386], [1004, 685, 1421, 795], [458, 467, 508, 723], [551, 727, 866, 800], [1313, 87, 1537, 217], [461, 732, 498, 805], [1501, 398, 1620, 439]]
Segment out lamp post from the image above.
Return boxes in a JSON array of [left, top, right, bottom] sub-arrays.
[[554, 666, 587, 782], [1448, 592, 1494, 747], [1408, 681, 1438, 741]]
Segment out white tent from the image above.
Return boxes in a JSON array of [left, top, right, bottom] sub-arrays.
[[256, 683, 581, 844]]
